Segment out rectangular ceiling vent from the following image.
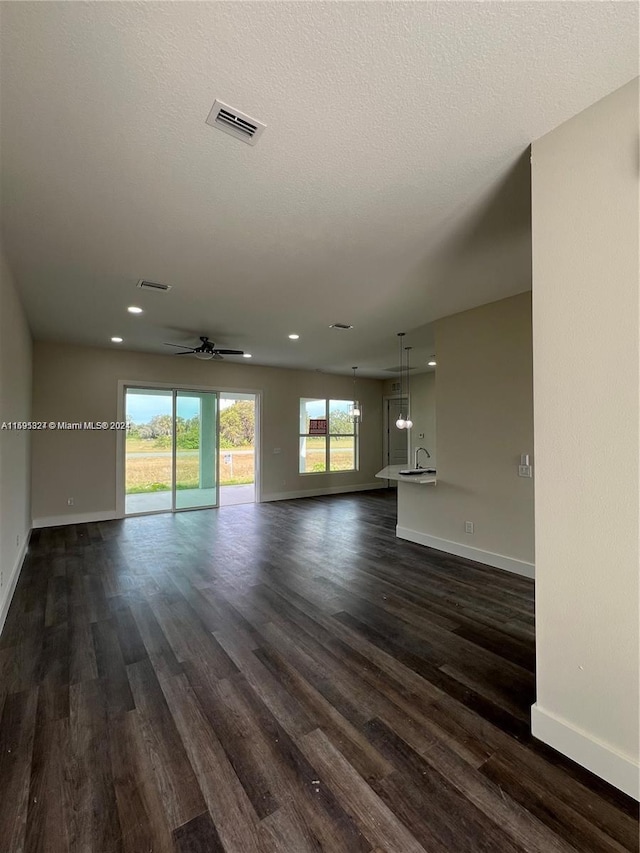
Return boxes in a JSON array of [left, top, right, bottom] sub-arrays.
[[384, 366, 417, 372], [329, 323, 354, 330], [206, 100, 266, 146], [137, 280, 172, 292]]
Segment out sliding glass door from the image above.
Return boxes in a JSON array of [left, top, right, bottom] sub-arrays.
[[175, 390, 218, 510], [125, 388, 174, 514], [125, 387, 218, 515]]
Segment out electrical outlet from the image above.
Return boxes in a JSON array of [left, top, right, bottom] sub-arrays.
[[67, 497, 74, 506], [1, 571, 4, 588], [518, 464, 532, 478], [16, 534, 19, 547], [465, 521, 474, 534]]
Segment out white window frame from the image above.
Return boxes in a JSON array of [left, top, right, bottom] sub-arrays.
[[298, 398, 359, 475]]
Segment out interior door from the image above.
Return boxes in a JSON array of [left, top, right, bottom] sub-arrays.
[[387, 397, 409, 465], [174, 390, 218, 510]]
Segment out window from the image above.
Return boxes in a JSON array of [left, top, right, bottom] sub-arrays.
[[299, 398, 358, 474]]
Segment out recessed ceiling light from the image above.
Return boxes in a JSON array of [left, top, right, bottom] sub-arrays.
[[428, 358, 437, 366], [288, 334, 299, 340], [111, 337, 123, 343], [243, 353, 252, 358], [127, 306, 143, 314]]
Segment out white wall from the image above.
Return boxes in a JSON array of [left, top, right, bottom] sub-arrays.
[[397, 292, 535, 577], [407, 373, 436, 468], [31, 342, 384, 525], [531, 78, 639, 799], [0, 245, 32, 633]]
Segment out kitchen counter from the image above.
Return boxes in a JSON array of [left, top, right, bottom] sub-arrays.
[[375, 464, 437, 485]]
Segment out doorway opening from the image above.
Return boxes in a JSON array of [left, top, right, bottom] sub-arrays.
[[219, 393, 256, 507]]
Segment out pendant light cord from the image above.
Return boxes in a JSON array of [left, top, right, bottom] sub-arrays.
[[405, 346, 413, 429], [396, 333, 406, 429], [351, 367, 361, 421]]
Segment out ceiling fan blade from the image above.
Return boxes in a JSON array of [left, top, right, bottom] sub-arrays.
[[214, 349, 244, 355], [164, 342, 194, 349], [175, 350, 196, 355]]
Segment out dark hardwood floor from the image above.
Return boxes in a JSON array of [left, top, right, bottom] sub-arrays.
[[1, 490, 637, 852]]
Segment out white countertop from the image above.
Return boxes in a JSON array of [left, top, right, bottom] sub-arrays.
[[375, 464, 437, 485]]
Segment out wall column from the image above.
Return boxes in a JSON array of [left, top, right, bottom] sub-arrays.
[[531, 78, 639, 799]]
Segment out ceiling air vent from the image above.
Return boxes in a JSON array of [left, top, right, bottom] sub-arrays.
[[205, 100, 266, 146], [329, 323, 354, 330], [137, 280, 172, 292]]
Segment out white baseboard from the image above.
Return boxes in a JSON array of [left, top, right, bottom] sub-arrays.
[[262, 482, 385, 502], [33, 510, 119, 529], [0, 531, 31, 636], [396, 526, 535, 579], [532, 703, 639, 800]]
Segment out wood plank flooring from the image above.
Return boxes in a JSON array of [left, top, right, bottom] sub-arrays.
[[1, 490, 637, 852]]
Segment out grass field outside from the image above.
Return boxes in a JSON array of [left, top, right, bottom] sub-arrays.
[[125, 437, 355, 494], [125, 437, 254, 454], [126, 447, 255, 494], [300, 435, 356, 473]]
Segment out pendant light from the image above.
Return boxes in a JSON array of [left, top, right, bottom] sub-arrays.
[[405, 346, 413, 429], [351, 367, 361, 422], [395, 332, 407, 429]]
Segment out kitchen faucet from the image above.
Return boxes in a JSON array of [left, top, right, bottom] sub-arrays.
[[414, 446, 431, 468]]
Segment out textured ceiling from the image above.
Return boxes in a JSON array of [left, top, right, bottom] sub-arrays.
[[1, 2, 637, 376]]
